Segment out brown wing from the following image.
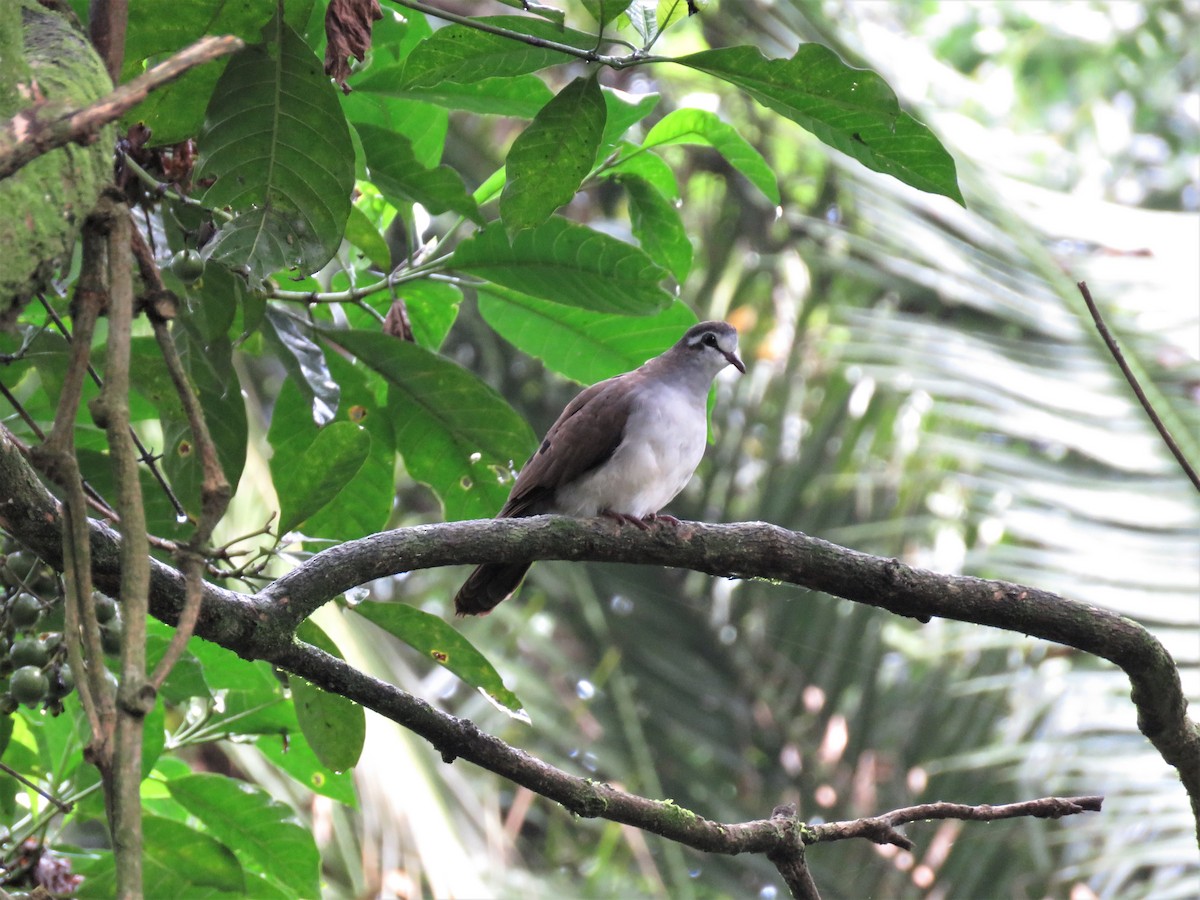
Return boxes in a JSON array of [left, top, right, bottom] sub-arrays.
[[499, 373, 635, 518]]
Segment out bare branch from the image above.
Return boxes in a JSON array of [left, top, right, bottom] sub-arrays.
[[809, 796, 1105, 849]]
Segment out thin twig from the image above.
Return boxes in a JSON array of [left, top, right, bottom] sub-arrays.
[[1077, 281, 1200, 492], [0, 761, 74, 815], [808, 795, 1105, 849], [0, 35, 244, 180]]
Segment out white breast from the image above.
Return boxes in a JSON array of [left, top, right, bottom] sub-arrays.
[[554, 383, 708, 518]]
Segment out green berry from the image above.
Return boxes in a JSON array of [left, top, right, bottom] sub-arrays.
[[168, 249, 206, 283], [9, 666, 48, 706], [93, 592, 118, 624], [48, 664, 75, 700], [1, 551, 37, 588], [101, 618, 123, 655], [9, 593, 42, 629], [10, 638, 48, 668]]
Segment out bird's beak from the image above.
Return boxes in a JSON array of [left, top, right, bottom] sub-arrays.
[[726, 350, 746, 373]]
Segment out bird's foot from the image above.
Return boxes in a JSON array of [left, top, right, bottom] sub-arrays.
[[643, 512, 682, 527], [601, 510, 652, 531]]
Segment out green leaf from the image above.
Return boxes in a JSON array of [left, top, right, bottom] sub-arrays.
[[272, 419, 371, 536], [344, 92, 448, 168], [185, 639, 294, 737], [477, 286, 698, 384], [158, 320, 247, 520], [678, 44, 964, 205], [262, 306, 339, 425], [196, 13, 355, 279], [625, 0, 656, 46], [501, 75, 607, 231], [599, 88, 660, 160], [449, 218, 674, 315], [255, 728, 358, 805], [352, 602, 528, 722], [642, 107, 780, 204], [168, 773, 321, 900], [354, 69, 554, 118], [357, 123, 483, 223], [582, 0, 635, 28], [400, 17, 596, 87], [291, 352, 396, 542], [344, 204, 391, 271], [320, 329, 536, 520], [74, 816, 245, 896], [394, 280, 463, 350], [291, 621, 366, 773], [620, 174, 693, 281], [605, 143, 681, 199]]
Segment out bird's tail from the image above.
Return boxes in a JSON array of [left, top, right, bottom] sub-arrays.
[[453, 562, 531, 616]]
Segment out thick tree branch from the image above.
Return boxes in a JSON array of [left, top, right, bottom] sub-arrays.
[[0, 34, 243, 180], [0, 431, 1195, 849]]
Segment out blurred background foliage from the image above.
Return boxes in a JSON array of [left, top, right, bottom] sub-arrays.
[[322, 2, 1197, 898], [3, 1, 1197, 897]]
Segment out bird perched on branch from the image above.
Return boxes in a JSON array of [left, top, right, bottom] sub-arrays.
[[454, 320, 745, 615]]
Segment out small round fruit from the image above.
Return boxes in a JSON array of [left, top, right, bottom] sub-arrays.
[[100, 618, 123, 655], [1, 552, 37, 588], [48, 664, 75, 700], [10, 638, 49, 668], [8, 592, 42, 629], [9, 666, 49, 706], [168, 249, 206, 283], [93, 592, 118, 624], [0, 693, 17, 715]]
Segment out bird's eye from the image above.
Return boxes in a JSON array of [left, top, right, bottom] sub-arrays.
[[702, 333, 718, 347]]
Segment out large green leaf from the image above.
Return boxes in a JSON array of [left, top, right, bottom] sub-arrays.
[[357, 123, 482, 223], [272, 419, 371, 537], [501, 76, 607, 230], [619, 174, 693, 281], [196, 13, 354, 279], [400, 17, 596, 87], [343, 92, 448, 169], [292, 351, 396, 542], [477, 286, 698, 384], [168, 773, 321, 899], [354, 68, 554, 118], [352, 602, 528, 722], [321, 329, 536, 521], [74, 816, 245, 897], [449, 218, 673, 315], [292, 621, 366, 774], [641, 107, 780, 204], [678, 44, 964, 205]]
